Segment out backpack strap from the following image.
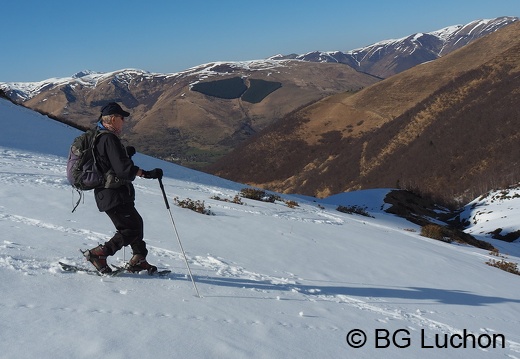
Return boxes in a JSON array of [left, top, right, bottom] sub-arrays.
[[71, 187, 84, 213], [90, 128, 111, 182], [92, 130, 129, 189]]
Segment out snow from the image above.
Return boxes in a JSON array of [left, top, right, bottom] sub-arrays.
[[0, 97, 519, 359], [0, 68, 159, 100], [344, 17, 517, 58], [461, 189, 520, 257], [430, 25, 464, 40]]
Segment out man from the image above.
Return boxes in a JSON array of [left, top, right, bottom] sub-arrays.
[[83, 102, 163, 274]]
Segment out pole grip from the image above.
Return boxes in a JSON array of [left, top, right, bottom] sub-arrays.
[[158, 178, 170, 210]]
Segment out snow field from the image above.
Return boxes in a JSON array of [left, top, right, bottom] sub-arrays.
[[1, 98, 519, 358]]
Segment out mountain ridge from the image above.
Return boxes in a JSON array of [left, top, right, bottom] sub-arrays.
[[270, 16, 518, 78], [3, 17, 515, 100], [0, 60, 379, 169], [0, 17, 516, 173], [210, 20, 520, 203]]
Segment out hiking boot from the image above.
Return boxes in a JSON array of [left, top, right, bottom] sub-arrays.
[[83, 245, 112, 274], [126, 254, 157, 275]]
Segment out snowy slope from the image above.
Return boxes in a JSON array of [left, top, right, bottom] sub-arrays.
[[461, 189, 520, 257], [0, 98, 519, 359]]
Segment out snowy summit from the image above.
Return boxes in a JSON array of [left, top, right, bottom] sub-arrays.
[[0, 98, 519, 358]]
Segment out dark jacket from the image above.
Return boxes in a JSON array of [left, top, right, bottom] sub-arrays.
[[93, 127, 139, 212]]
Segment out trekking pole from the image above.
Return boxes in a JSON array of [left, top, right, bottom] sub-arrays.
[[158, 177, 201, 298]]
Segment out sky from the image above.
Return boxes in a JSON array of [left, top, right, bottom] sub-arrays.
[[0, 0, 519, 82]]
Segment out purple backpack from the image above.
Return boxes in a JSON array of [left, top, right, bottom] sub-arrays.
[[67, 128, 108, 191]]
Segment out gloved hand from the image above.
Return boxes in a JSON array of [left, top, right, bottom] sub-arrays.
[[142, 168, 163, 179], [126, 146, 136, 158]]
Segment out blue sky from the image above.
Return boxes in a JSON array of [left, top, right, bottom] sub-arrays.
[[0, 0, 518, 82]]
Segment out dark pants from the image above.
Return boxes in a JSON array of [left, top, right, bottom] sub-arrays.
[[104, 204, 147, 257]]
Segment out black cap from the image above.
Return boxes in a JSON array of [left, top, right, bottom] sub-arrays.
[[100, 102, 130, 117]]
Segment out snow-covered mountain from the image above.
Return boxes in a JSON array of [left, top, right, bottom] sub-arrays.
[[1, 98, 519, 359], [2, 17, 516, 103], [0, 59, 379, 171], [0, 68, 161, 103], [270, 16, 518, 78], [0, 61, 290, 103], [0, 17, 515, 174]]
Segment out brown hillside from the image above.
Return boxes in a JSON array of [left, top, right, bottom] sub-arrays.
[[209, 21, 520, 202], [21, 61, 378, 169]]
